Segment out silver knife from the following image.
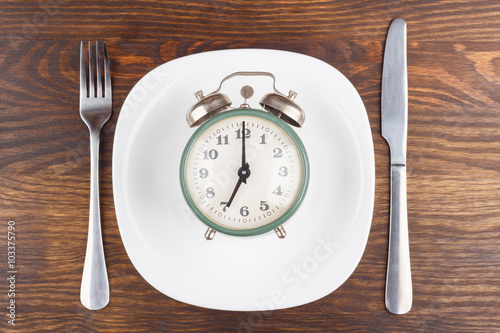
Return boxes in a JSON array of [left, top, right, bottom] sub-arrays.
[[381, 17, 412, 315]]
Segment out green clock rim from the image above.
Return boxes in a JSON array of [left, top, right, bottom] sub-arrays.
[[179, 108, 310, 237]]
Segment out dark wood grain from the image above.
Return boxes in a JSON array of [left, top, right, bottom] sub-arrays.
[[1, 0, 500, 332]]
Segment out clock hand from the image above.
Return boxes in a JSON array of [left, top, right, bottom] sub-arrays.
[[225, 177, 242, 210], [225, 163, 250, 209], [224, 121, 251, 210], [242, 121, 247, 168], [224, 121, 252, 210]]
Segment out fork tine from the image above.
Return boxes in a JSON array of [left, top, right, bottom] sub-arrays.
[[103, 41, 111, 99], [80, 41, 87, 99], [88, 41, 94, 98], [96, 42, 102, 98]]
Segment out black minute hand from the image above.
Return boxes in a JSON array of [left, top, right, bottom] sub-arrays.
[[225, 121, 250, 208], [242, 120, 247, 168]]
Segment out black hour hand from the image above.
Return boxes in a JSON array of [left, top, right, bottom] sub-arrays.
[[226, 163, 250, 208]]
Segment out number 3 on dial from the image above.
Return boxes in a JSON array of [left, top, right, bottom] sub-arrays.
[[180, 108, 309, 238]]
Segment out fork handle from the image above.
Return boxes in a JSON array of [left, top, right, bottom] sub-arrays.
[[80, 130, 109, 310], [385, 165, 412, 314]]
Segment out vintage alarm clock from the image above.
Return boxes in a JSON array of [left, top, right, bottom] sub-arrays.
[[179, 72, 309, 239]]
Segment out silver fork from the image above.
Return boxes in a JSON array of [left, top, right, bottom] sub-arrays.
[[79, 41, 112, 310]]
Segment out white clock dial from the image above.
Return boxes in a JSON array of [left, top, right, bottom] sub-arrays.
[[181, 109, 309, 236]]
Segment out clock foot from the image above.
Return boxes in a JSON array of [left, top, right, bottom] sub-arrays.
[[205, 228, 216, 240], [274, 226, 287, 239]]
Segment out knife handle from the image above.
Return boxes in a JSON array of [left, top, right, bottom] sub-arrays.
[[385, 165, 412, 314]]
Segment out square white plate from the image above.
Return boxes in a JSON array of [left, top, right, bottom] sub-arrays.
[[113, 49, 375, 311]]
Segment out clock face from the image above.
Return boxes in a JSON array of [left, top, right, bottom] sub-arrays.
[[180, 109, 309, 237]]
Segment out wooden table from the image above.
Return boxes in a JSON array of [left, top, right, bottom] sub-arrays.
[[1, 1, 499, 331]]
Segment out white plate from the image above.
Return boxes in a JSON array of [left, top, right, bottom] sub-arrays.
[[113, 49, 374, 311]]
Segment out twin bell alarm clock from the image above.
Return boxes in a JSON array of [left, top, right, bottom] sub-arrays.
[[179, 72, 310, 240]]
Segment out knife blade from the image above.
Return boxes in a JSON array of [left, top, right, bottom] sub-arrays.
[[381, 17, 412, 315]]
